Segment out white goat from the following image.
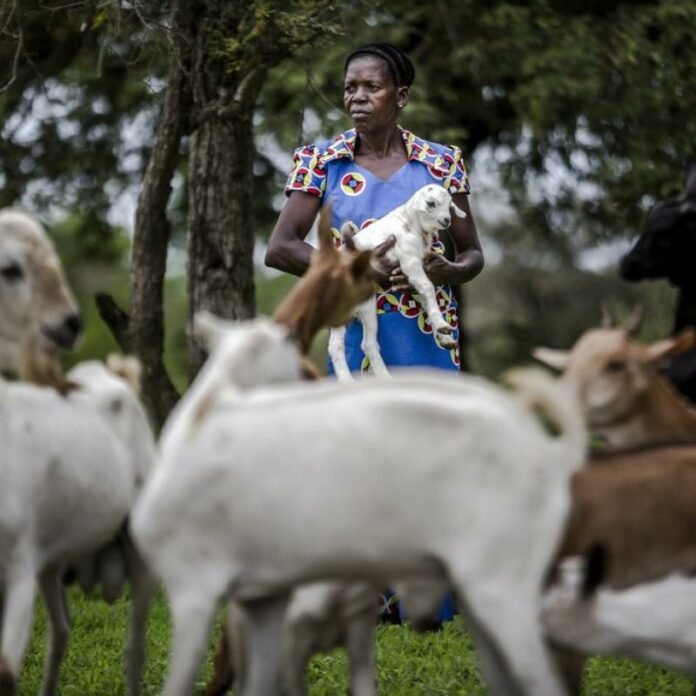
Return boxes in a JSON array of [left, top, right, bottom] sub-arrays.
[[0, 359, 156, 696], [328, 184, 466, 381], [0, 208, 81, 377], [131, 313, 586, 696]]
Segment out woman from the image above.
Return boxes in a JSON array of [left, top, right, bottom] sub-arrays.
[[265, 42, 484, 622]]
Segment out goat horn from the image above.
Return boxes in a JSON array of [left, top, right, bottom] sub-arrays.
[[624, 306, 644, 337], [600, 304, 614, 328]]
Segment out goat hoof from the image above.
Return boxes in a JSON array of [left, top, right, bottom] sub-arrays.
[[435, 325, 453, 335], [436, 334, 458, 349], [0, 662, 16, 696]]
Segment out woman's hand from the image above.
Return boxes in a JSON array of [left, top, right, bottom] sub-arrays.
[[388, 252, 454, 292], [423, 252, 455, 286], [369, 236, 398, 287]]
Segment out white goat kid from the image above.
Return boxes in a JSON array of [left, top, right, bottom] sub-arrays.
[[0, 208, 81, 376], [328, 184, 466, 381], [132, 314, 586, 696], [0, 360, 155, 696]]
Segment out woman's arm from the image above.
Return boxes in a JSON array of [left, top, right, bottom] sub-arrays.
[[266, 190, 398, 283], [264, 192, 322, 277]]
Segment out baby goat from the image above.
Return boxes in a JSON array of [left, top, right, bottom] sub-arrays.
[[328, 184, 466, 381]]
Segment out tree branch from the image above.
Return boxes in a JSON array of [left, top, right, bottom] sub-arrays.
[[0, 12, 22, 96]]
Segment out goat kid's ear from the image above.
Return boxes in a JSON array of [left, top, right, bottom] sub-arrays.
[[532, 347, 570, 371], [350, 250, 373, 280], [451, 201, 467, 219], [642, 327, 696, 364]]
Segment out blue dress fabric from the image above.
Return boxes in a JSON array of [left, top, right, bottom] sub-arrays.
[[284, 127, 470, 621]]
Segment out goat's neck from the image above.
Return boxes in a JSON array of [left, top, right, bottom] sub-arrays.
[[158, 358, 238, 459], [599, 375, 696, 447], [673, 285, 696, 333], [273, 296, 315, 356]]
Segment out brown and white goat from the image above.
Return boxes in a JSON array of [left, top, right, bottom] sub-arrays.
[[534, 321, 696, 448], [272, 205, 377, 360], [534, 317, 696, 689], [543, 443, 696, 692]]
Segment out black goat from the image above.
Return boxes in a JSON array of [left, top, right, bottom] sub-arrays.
[[620, 161, 696, 403]]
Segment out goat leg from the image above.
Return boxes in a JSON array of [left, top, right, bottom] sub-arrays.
[[39, 567, 70, 696], [398, 258, 456, 349]]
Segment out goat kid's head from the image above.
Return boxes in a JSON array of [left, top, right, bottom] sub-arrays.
[[0, 208, 82, 375], [193, 311, 303, 390], [408, 184, 466, 234], [533, 319, 696, 429]]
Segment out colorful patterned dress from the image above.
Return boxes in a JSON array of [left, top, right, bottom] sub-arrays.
[[285, 127, 470, 622], [285, 127, 470, 377]]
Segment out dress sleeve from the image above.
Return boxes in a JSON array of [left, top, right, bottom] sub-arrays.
[[284, 145, 327, 198], [444, 145, 471, 195]]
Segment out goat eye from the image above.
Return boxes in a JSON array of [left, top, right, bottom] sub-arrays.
[[605, 359, 626, 373], [0, 262, 24, 282], [426, 201, 436, 209]]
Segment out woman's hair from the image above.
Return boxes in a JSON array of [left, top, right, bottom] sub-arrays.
[[344, 42, 415, 88]]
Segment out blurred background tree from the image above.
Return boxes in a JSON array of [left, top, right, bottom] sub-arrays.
[[1, 0, 693, 418]]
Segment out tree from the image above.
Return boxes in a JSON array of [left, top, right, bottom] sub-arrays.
[[97, 0, 340, 427]]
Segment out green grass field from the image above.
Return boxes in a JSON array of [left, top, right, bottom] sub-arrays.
[[15, 588, 692, 695]]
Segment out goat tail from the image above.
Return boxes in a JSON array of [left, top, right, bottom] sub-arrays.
[[503, 367, 587, 473], [106, 353, 142, 394]]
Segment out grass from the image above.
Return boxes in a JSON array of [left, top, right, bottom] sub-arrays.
[[16, 588, 692, 695]]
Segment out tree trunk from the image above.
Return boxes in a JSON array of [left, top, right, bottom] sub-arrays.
[[186, 38, 263, 373], [98, 6, 190, 430]]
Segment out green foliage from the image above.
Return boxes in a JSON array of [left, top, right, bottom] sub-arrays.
[[16, 590, 693, 694], [217, 0, 342, 74], [0, 1, 166, 220], [467, 258, 677, 379]]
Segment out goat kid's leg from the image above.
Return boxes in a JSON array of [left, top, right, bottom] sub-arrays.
[[162, 590, 218, 696], [39, 567, 70, 696], [399, 258, 456, 349], [454, 579, 567, 696], [124, 538, 156, 696], [328, 326, 354, 382], [0, 567, 37, 696], [236, 594, 290, 696], [355, 301, 390, 378]]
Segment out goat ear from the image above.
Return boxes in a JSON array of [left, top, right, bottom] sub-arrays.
[[642, 327, 696, 364], [623, 306, 644, 337], [341, 222, 358, 250], [317, 206, 337, 258], [532, 347, 570, 371], [350, 250, 373, 280], [451, 201, 467, 219], [600, 304, 614, 328], [193, 310, 229, 351]]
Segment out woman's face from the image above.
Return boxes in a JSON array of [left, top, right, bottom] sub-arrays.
[[343, 56, 408, 134]]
